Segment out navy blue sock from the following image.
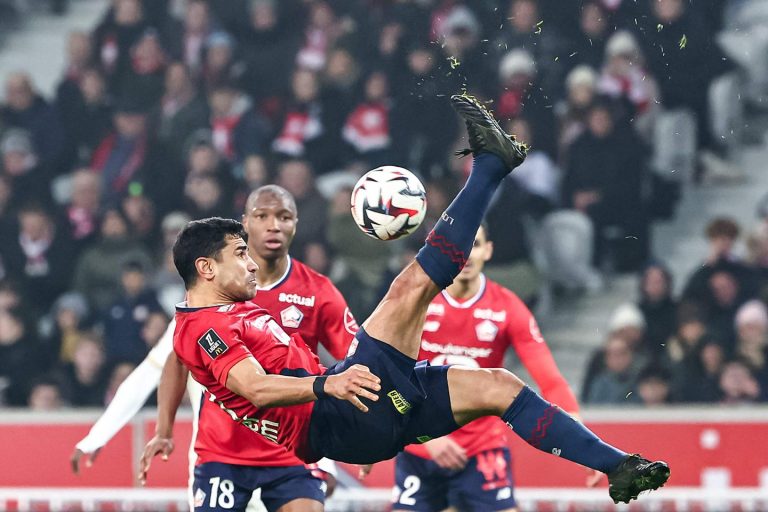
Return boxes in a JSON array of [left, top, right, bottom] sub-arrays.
[[502, 386, 627, 473], [416, 153, 508, 288]]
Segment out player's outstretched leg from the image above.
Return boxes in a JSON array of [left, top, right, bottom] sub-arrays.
[[362, 94, 528, 359], [445, 367, 670, 504]]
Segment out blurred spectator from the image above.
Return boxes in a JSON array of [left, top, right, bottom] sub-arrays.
[[671, 337, 724, 403], [3, 204, 75, 313], [92, 0, 148, 93], [57, 69, 113, 169], [121, 193, 158, 246], [636, 0, 732, 179], [1, 129, 53, 209], [585, 335, 639, 404], [0, 308, 42, 406], [55, 32, 94, 128], [496, 49, 557, 158], [276, 159, 327, 258], [154, 62, 210, 160], [141, 310, 169, 350], [638, 262, 677, 359], [295, 0, 343, 72], [1, 72, 64, 167], [0, 280, 22, 312], [496, 0, 567, 97], [104, 361, 136, 404], [390, 44, 457, 179], [746, 225, 768, 302], [209, 83, 271, 164], [119, 28, 168, 107], [682, 218, 754, 303], [240, 0, 301, 108], [342, 71, 394, 167], [632, 366, 672, 406], [555, 65, 598, 162], [102, 260, 163, 365], [165, 0, 212, 76], [184, 172, 233, 219], [41, 291, 90, 364], [62, 168, 102, 252], [72, 207, 154, 312], [719, 360, 761, 404], [233, 154, 269, 212], [505, 117, 560, 212], [597, 31, 657, 140], [273, 68, 346, 172], [91, 97, 175, 212], [435, 5, 494, 95], [27, 379, 65, 410], [58, 333, 108, 406], [200, 31, 242, 92], [562, 100, 649, 271], [569, 1, 610, 70], [152, 211, 188, 315], [734, 300, 768, 395]]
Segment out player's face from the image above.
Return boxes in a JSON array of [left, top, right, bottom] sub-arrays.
[[457, 227, 493, 283], [214, 236, 258, 301], [242, 193, 297, 261]]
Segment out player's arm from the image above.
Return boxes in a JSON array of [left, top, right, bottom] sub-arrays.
[[317, 282, 358, 359], [138, 350, 189, 484], [507, 297, 579, 413], [225, 356, 380, 411], [71, 321, 175, 474]]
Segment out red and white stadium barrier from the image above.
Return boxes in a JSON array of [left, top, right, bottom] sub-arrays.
[[1, 408, 767, 511]]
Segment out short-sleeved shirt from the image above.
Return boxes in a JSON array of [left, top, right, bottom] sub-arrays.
[[174, 301, 324, 466], [406, 275, 578, 459]]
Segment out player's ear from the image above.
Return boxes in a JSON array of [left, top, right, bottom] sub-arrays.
[[484, 240, 494, 262], [194, 257, 216, 281]]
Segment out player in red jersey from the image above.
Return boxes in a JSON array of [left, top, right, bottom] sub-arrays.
[[142, 94, 669, 508], [392, 224, 597, 511], [125, 185, 355, 511]]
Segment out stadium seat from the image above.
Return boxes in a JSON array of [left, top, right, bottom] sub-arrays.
[[650, 109, 698, 183], [709, 72, 745, 157]]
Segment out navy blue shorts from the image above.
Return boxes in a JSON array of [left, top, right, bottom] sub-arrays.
[[308, 328, 460, 464], [192, 462, 324, 511], [393, 448, 517, 512]]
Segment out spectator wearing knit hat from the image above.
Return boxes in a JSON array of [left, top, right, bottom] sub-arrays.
[[734, 300, 768, 398], [555, 65, 599, 162], [1, 129, 52, 210]]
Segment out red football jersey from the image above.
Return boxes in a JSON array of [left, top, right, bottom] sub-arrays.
[[406, 275, 579, 459], [255, 257, 357, 359], [174, 301, 324, 466]]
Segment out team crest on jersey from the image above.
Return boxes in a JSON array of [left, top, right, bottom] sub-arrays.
[[280, 305, 304, 329], [344, 307, 359, 334], [475, 319, 499, 342], [197, 329, 229, 359], [194, 488, 206, 507]]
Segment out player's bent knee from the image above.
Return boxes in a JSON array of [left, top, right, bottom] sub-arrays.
[[478, 368, 525, 413], [385, 262, 439, 303]]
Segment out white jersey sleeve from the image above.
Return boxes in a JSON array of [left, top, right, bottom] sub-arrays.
[[75, 320, 176, 453]]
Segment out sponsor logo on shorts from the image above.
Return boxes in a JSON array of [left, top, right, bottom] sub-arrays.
[[416, 435, 431, 443], [194, 488, 206, 507], [197, 329, 228, 359], [551, 447, 561, 456], [387, 390, 411, 414], [496, 487, 512, 501]]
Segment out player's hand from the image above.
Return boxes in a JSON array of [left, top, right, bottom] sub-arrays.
[[585, 468, 603, 487], [424, 437, 467, 470], [324, 365, 380, 413], [358, 464, 374, 480], [70, 447, 101, 474], [138, 435, 174, 485]]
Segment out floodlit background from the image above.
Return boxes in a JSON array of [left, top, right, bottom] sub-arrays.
[[0, 0, 768, 510]]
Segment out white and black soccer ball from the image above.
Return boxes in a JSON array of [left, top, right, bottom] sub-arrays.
[[350, 166, 427, 241]]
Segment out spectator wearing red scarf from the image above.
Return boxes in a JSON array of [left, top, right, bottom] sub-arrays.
[[342, 71, 393, 167]]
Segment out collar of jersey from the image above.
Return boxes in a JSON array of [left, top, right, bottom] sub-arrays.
[[175, 301, 234, 312], [441, 273, 486, 309], [256, 256, 292, 291]]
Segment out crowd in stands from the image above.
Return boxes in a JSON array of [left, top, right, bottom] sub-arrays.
[[0, 0, 742, 409], [584, 216, 768, 406]]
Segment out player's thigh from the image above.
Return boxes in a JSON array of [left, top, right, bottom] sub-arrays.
[[392, 452, 450, 512], [446, 366, 525, 425], [362, 261, 440, 359], [260, 466, 325, 512], [448, 448, 517, 512], [193, 463, 253, 512]]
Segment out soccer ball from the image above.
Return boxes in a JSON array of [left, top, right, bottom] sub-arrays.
[[350, 166, 427, 241]]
